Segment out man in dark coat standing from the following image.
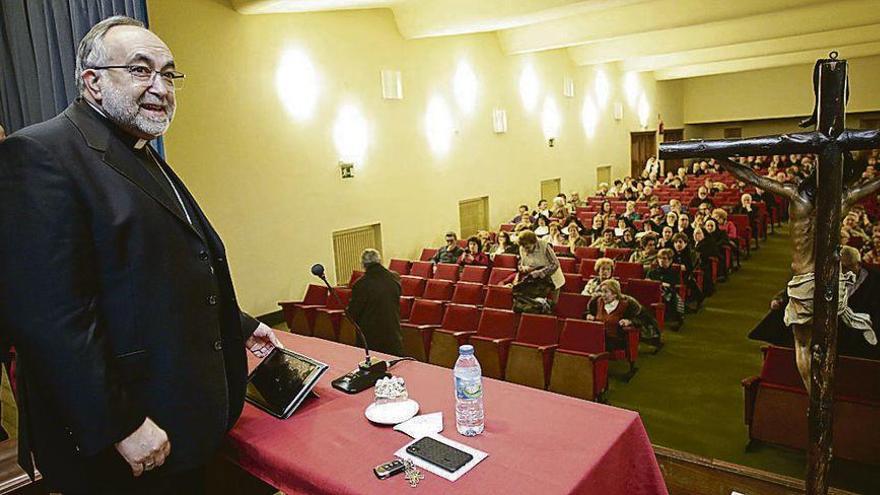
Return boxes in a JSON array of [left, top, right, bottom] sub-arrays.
[[0, 16, 281, 494], [348, 249, 404, 356]]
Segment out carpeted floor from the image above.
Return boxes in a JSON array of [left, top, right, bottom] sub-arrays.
[[604, 223, 879, 494]]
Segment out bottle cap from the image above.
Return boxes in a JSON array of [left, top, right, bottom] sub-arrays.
[[459, 345, 474, 355]]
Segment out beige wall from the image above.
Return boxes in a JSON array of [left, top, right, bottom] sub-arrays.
[[147, 0, 669, 316], [682, 55, 880, 124]]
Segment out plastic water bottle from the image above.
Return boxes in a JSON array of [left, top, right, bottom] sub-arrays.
[[454, 345, 485, 436]]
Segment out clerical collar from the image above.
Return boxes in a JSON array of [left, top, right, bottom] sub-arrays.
[[83, 99, 148, 150]]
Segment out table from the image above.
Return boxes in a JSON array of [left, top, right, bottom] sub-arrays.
[[225, 332, 668, 494]]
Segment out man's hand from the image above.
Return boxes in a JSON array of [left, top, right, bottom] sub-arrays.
[[246, 323, 284, 358], [115, 417, 170, 477]]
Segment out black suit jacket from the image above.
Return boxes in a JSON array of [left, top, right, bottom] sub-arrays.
[[348, 264, 403, 356], [0, 100, 259, 491]]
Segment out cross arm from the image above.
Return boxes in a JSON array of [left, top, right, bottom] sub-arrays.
[[714, 158, 797, 200], [838, 129, 880, 152], [659, 131, 828, 159]]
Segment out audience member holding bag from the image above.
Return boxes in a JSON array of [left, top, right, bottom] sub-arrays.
[[512, 231, 565, 314]]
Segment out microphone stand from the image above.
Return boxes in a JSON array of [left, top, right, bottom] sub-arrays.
[[314, 271, 389, 394]]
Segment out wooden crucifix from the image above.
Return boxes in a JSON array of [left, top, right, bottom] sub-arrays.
[[660, 52, 880, 495]]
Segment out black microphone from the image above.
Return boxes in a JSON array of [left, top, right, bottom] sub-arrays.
[[310, 264, 389, 394]]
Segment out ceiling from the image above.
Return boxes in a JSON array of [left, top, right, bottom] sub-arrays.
[[230, 0, 880, 80]]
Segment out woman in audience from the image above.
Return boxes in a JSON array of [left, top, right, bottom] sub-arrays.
[[582, 257, 615, 298], [534, 215, 550, 238], [513, 231, 565, 313], [711, 208, 740, 268], [622, 188, 637, 201], [619, 228, 638, 249], [622, 201, 640, 223], [663, 211, 679, 233], [677, 214, 694, 240], [647, 248, 684, 323], [493, 231, 519, 258], [660, 225, 675, 250], [671, 233, 704, 307], [732, 193, 759, 241], [591, 228, 618, 253], [547, 221, 567, 247], [566, 223, 590, 256], [477, 230, 495, 254], [586, 279, 661, 350], [703, 218, 732, 278], [693, 227, 719, 293], [552, 196, 570, 220], [600, 200, 613, 217], [630, 234, 659, 269], [589, 215, 605, 242], [842, 212, 871, 248], [457, 236, 491, 268]]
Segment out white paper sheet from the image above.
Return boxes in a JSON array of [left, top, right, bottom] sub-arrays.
[[393, 433, 488, 482], [393, 411, 444, 438]]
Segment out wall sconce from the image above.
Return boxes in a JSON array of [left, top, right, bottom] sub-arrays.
[[339, 161, 354, 179], [493, 108, 508, 133], [381, 69, 403, 100], [563, 76, 575, 98]]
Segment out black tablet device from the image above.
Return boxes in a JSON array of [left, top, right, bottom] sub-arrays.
[[245, 348, 328, 419]]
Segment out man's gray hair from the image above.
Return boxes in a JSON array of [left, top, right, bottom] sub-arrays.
[[361, 248, 382, 268], [75, 16, 145, 93], [840, 245, 861, 265]]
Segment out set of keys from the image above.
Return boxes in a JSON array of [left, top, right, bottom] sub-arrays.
[[373, 458, 424, 487]]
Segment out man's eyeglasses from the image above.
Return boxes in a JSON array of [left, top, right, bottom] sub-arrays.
[[90, 64, 185, 90]]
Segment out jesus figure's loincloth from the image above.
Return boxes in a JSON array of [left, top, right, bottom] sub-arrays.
[[784, 271, 877, 345]]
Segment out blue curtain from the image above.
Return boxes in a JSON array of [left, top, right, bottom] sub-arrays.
[[0, 0, 149, 134]]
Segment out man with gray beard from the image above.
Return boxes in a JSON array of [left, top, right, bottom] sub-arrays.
[[0, 16, 281, 494]]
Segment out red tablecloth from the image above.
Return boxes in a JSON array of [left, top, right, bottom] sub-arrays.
[[226, 333, 667, 494]]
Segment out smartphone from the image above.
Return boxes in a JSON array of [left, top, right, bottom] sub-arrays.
[[405, 437, 473, 473]]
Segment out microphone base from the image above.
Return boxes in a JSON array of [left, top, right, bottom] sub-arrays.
[[331, 358, 389, 394]]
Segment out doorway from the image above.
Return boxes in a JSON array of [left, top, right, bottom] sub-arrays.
[[631, 131, 657, 178]]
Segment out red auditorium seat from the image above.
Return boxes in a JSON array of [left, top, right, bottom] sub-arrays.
[[604, 248, 633, 261], [578, 258, 598, 280], [555, 292, 589, 320], [460, 265, 490, 284], [548, 319, 609, 401], [399, 297, 413, 321], [400, 299, 446, 361], [493, 254, 518, 269], [429, 303, 482, 368], [505, 314, 561, 389], [421, 279, 455, 302], [470, 308, 520, 379], [729, 214, 755, 252], [558, 257, 577, 274], [483, 285, 513, 310], [347, 270, 364, 286], [450, 282, 485, 306], [562, 273, 585, 294], [410, 261, 434, 278], [278, 284, 327, 336], [433, 263, 460, 282], [389, 258, 411, 275], [419, 248, 437, 262], [499, 223, 515, 232], [456, 239, 468, 249], [625, 278, 665, 332], [400, 276, 427, 298], [574, 247, 600, 260], [488, 267, 516, 286], [553, 245, 571, 256], [613, 261, 645, 281], [312, 287, 352, 342], [742, 346, 880, 465]]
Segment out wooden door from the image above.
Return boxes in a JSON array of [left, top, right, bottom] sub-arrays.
[[540, 178, 561, 203], [631, 131, 657, 178], [662, 129, 684, 174], [459, 196, 489, 239]]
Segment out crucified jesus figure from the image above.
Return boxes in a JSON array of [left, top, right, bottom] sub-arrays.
[[717, 157, 880, 390]]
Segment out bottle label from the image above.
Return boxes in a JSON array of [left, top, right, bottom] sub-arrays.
[[455, 377, 482, 400]]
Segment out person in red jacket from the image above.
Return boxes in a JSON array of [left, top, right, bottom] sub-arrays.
[[457, 236, 491, 267]]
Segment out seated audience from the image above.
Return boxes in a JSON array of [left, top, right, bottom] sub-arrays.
[[534, 199, 551, 219], [630, 234, 659, 269], [457, 236, 491, 267], [647, 248, 684, 323], [622, 201, 640, 223], [552, 196, 570, 219], [493, 231, 519, 258], [511, 204, 534, 224], [660, 225, 675, 249], [863, 236, 880, 265], [591, 228, 618, 252], [589, 215, 605, 242], [671, 233, 704, 307], [547, 221, 567, 247], [566, 223, 590, 255], [534, 215, 551, 238], [568, 191, 584, 209], [477, 230, 495, 254], [586, 279, 661, 349], [677, 214, 694, 239], [513, 231, 564, 313], [732, 193, 759, 242], [688, 186, 715, 208], [712, 209, 740, 268], [662, 211, 679, 233], [619, 228, 638, 249], [693, 227, 720, 290], [582, 257, 615, 298], [431, 231, 464, 264]]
